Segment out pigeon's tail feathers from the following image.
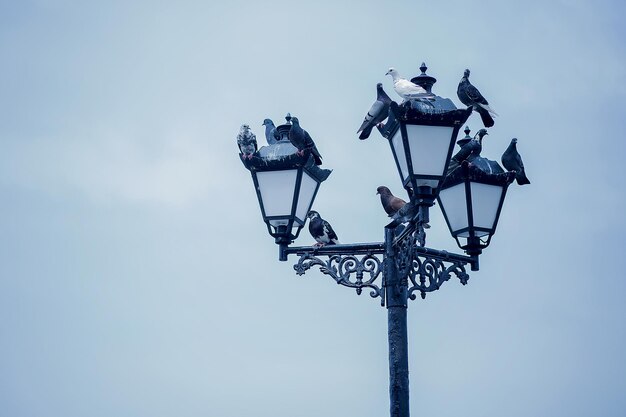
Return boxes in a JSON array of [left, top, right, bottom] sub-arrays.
[[358, 124, 375, 140], [357, 115, 372, 135], [310, 147, 323, 165], [476, 106, 495, 128], [516, 171, 531, 185], [477, 103, 498, 117]]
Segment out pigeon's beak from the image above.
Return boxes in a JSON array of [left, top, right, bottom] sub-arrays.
[[385, 70, 390, 76]]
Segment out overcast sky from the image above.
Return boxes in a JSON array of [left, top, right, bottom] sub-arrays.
[[1, 1, 625, 416]]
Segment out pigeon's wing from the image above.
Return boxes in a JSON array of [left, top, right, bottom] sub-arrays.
[[357, 100, 386, 133], [323, 220, 339, 242], [288, 127, 304, 149], [358, 101, 389, 139], [303, 130, 322, 164], [465, 82, 489, 105]]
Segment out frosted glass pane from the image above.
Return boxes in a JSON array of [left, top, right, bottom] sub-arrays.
[[269, 219, 290, 227], [470, 183, 503, 230], [256, 170, 297, 217], [295, 172, 318, 221], [391, 129, 408, 180], [438, 183, 468, 233], [406, 125, 454, 181]]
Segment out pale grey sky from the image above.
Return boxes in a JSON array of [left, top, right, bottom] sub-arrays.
[[1, 1, 625, 416]]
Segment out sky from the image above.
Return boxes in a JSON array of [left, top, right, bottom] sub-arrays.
[[1, 1, 625, 416]]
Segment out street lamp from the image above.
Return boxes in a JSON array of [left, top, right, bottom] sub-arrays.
[[240, 117, 332, 257], [239, 62, 521, 417]]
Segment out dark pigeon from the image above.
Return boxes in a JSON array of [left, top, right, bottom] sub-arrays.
[[501, 138, 530, 185], [449, 128, 488, 171], [307, 210, 339, 247], [262, 119, 280, 145], [237, 124, 257, 159], [357, 83, 393, 140], [377, 186, 406, 217], [289, 117, 322, 165], [457, 69, 497, 128]]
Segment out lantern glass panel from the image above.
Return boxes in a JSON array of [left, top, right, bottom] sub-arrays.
[[470, 182, 503, 233], [391, 129, 409, 181], [256, 169, 297, 217], [295, 172, 318, 222], [406, 125, 454, 187], [438, 183, 468, 234]]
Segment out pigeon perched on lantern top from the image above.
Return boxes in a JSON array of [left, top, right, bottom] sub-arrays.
[[457, 69, 498, 128], [288, 117, 323, 165], [262, 119, 280, 145], [307, 210, 339, 247], [377, 186, 407, 217], [237, 124, 257, 159], [386, 67, 432, 100], [357, 83, 393, 140], [501, 138, 530, 185]]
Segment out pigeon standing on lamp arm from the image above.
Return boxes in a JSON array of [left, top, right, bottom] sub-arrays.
[[307, 210, 339, 247], [377, 186, 407, 217]]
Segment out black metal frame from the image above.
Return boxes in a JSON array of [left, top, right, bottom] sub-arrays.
[[382, 102, 472, 199], [438, 162, 514, 254], [243, 152, 330, 246]]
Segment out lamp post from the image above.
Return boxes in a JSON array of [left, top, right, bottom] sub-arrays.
[[240, 63, 517, 417]]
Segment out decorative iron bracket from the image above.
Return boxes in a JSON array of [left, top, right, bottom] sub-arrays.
[[280, 234, 478, 305]]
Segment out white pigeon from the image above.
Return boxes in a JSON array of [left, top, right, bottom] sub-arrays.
[[386, 68, 431, 100]]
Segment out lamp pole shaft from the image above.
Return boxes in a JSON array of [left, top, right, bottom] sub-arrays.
[[385, 227, 410, 417]]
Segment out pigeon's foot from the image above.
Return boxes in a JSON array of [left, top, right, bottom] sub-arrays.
[[296, 150, 305, 157], [313, 242, 325, 248]]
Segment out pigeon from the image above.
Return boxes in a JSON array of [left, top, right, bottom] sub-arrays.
[[457, 69, 498, 128], [262, 119, 280, 145], [237, 124, 257, 159], [377, 186, 407, 217], [357, 83, 393, 140], [385, 68, 430, 100], [448, 128, 488, 171], [501, 138, 530, 185], [288, 117, 322, 165], [307, 210, 339, 247]]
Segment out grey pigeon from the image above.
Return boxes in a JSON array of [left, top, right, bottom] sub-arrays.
[[377, 186, 406, 217], [386, 68, 431, 100], [288, 117, 322, 165], [357, 83, 393, 140], [457, 69, 498, 128], [501, 138, 530, 185], [237, 124, 257, 159], [307, 210, 339, 247], [449, 128, 488, 170], [262, 119, 280, 145]]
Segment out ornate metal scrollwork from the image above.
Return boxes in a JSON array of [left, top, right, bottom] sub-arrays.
[[293, 253, 385, 304], [393, 223, 470, 300], [406, 257, 469, 300]]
